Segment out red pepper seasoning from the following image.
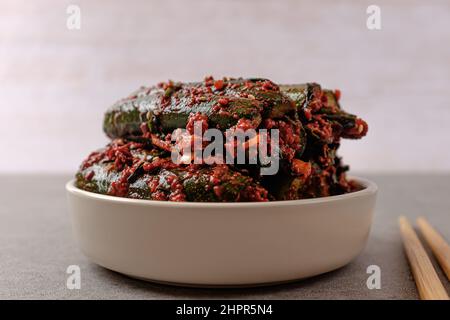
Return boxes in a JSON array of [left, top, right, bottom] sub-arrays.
[[204, 75, 214, 87], [214, 80, 225, 91], [186, 112, 209, 135], [261, 80, 278, 91], [78, 77, 369, 202], [291, 159, 312, 178], [303, 108, 312, 121], [218, 98, 229, 106], [85, 171, 95, 181], [334, 89, 341, 101]]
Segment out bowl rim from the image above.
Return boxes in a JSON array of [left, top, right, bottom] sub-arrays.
[[66, 175, 377, 208]]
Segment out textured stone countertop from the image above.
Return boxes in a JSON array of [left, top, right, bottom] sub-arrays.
[[1, 174, 449, 299]]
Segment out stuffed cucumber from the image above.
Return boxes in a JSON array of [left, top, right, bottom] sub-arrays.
[[76, 140, 269, 202], [103, 78, 296, 140], [77, 77, 368, 202]]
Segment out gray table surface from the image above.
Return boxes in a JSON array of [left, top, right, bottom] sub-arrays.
[[1, 174, 449, 300]]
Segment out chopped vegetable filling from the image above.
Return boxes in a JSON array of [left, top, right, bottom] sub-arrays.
[[77, 77, 368, 201]]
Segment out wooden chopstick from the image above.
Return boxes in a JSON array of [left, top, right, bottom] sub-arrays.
[[417, 216, 450, 281], [398, 216, 449, 300]]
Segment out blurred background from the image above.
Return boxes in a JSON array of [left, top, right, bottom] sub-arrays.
[[1, 0, 449, 173]]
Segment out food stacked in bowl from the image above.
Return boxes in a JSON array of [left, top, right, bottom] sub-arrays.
[[76, 77, 368, 202]]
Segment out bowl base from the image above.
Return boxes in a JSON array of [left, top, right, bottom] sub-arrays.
[[125, 273, 310, 288], [113, 264, 349, 289]]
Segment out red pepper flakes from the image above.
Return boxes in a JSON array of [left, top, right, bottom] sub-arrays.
[[81, 140, 143, 171], [109, 167, 134, 197], [334, 89, 341, 101], [165, 173, 186, 201], [192, 87, 203, 96], [143, 158, 178, 173], [81, 151, 102, 170], [169, 191, 185, 202], [204, 75, 214, 87], [85, 171, 95, 181], [303, 108, 312, 121], [235, 118, 256, 131], [261, 119, 302, 162], [147, 176, 160, 193], [186, 112, 209, 135], [209, 174, 221, 186], [214, 80, 225, 91], [291, 159, 312, 178], [152, 191, 167, 201], [150, 134, 172, 152], [218, 98, 229, 106], [261, 80, 277, 91], [244, 81, 254, 89], [244, 185, 269, 202], [263, 118, 276, 129], [307, 115, 334, 144]]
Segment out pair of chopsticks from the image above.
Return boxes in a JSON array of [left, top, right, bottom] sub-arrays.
[[399, 216, 450, 300]]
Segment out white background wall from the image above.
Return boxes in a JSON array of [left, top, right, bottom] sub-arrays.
[[1, 0, 449, 173]]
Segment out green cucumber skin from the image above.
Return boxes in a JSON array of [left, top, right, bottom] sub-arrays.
[[76, 166, 153, 199], [76, 163, 119, 195], [76, 158, 267, 202], [224, 79, 296, 118], [280, 84, 357, 130], [104, 94, 262, 139], [157, 97, 262, 132], [103, 79, 297, 140], [79, 80, 366, 203], [182, 172, 255, 202], [104, 82, 358, 140]]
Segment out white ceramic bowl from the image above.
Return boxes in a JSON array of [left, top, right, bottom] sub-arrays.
[[66, 176, 377, 287]]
